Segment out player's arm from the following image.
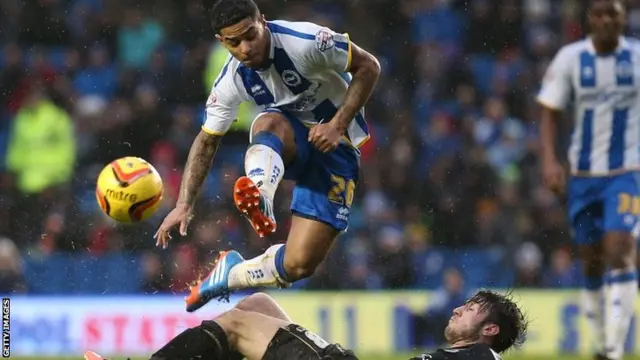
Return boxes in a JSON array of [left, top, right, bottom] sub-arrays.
[[176, 131, 222, 208], [155, 63, 243, 246], [305, 28, 380, 151], [537, 47, 572, 193], [312, 29, 380, 133], [332, 41, 381, 132], [538, 48, 572, 156], [177, 71, 244, 208], [539, 106, 563, 164]]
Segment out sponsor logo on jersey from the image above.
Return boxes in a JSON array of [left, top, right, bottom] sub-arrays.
[[248, 168, 265, 177]]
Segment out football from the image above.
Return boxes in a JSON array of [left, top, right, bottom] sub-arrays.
[[95, 157, 164, 222]]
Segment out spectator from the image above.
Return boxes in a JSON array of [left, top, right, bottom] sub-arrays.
[[117, 6, 165, 69], [5, 84, 75, 245]]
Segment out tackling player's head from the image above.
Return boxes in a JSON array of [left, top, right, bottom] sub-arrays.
[[210, 0, 270, 69], [444, 290, 528, 353], [588, 0, 626, 50]]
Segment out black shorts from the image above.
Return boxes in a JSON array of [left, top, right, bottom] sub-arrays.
[[263, 324, 358, 360]]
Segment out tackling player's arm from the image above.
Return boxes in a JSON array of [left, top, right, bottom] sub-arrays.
[[537, 47, 572, 195], [307, 29, 381, 152], [155, 58, 243, 247]]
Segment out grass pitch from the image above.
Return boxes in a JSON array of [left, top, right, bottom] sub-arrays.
[[10, 354, 640, 360]]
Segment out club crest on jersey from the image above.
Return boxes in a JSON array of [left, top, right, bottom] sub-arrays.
[[282, 70, 302, 87], [582, 66, 594, 79], [617, 60, 633, 79], [315, 29, 335, 52]]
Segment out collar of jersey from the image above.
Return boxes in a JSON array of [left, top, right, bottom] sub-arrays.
[[255, 26, 275, 72], [587, 35, 628, 57]]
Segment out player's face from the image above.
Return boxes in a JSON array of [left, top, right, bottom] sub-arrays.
[[589, 0, 625, 44], [444, 302, 496, 344], [217, 16, 270, 68]]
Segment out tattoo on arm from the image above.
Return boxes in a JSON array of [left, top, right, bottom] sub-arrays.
[[333, 54, 380, 131], [177, 131, 222, 207]]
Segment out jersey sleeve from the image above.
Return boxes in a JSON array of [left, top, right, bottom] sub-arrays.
[[536, 47, 573, 111], [304, 27, 353, 72], [202, 58, 246, 135]]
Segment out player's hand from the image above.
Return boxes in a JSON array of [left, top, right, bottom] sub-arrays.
[[308, 122, 343, 153], [541, 157, 566, 195], [154, 203, 192, 249]]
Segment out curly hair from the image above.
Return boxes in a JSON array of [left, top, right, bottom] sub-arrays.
[[466, 289, 529, 353], [210, 0, 260, 35]]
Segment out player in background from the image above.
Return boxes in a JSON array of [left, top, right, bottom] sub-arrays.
[[83, 290, 528, 360], [153, 0, 380, 312], [537, 1, 639, 359]]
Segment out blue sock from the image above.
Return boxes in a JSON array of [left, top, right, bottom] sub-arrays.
[[274, 245, 290, 282], [585, 275, 604, 290], [245, 131, 286, 199], [251, 131, 284, 156]]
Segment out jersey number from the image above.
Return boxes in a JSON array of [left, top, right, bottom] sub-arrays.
[[296, 327, 330, 349], [328, 175, 356, 207], [617, 193, 640, 215]]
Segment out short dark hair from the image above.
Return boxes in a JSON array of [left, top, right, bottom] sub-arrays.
[[210, 0, 260, 34], [467, 289, 529, 353]]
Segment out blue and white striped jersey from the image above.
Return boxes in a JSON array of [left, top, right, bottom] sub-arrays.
[[537, 36, 640, 176], [202, 20, 370, 148]]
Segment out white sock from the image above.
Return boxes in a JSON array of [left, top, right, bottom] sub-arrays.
[[245, 144, 285, 201], [227, 244, 290, 289], [604, 268, 638, 360], [582, 286, 605, 355]]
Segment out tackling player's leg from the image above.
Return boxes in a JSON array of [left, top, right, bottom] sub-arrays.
[[85, 293, 356, 360]]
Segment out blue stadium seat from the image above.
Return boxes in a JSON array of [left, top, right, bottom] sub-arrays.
[[24, 254, 74, 294], [412, 247, 451, 289], [468, 55, 496, 95], [48, 47, 68, 72], [163, 43, 187, 69], [104, 254, 143, 293], [460, 247, 508, 288], [72, 254, 108, 294], [458, 251, 492, 288]]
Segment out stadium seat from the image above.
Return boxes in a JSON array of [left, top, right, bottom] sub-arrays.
[[467, 55, 496, 95]]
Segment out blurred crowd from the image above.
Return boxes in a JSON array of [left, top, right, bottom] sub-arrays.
[[2, 0, 636, 295]]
